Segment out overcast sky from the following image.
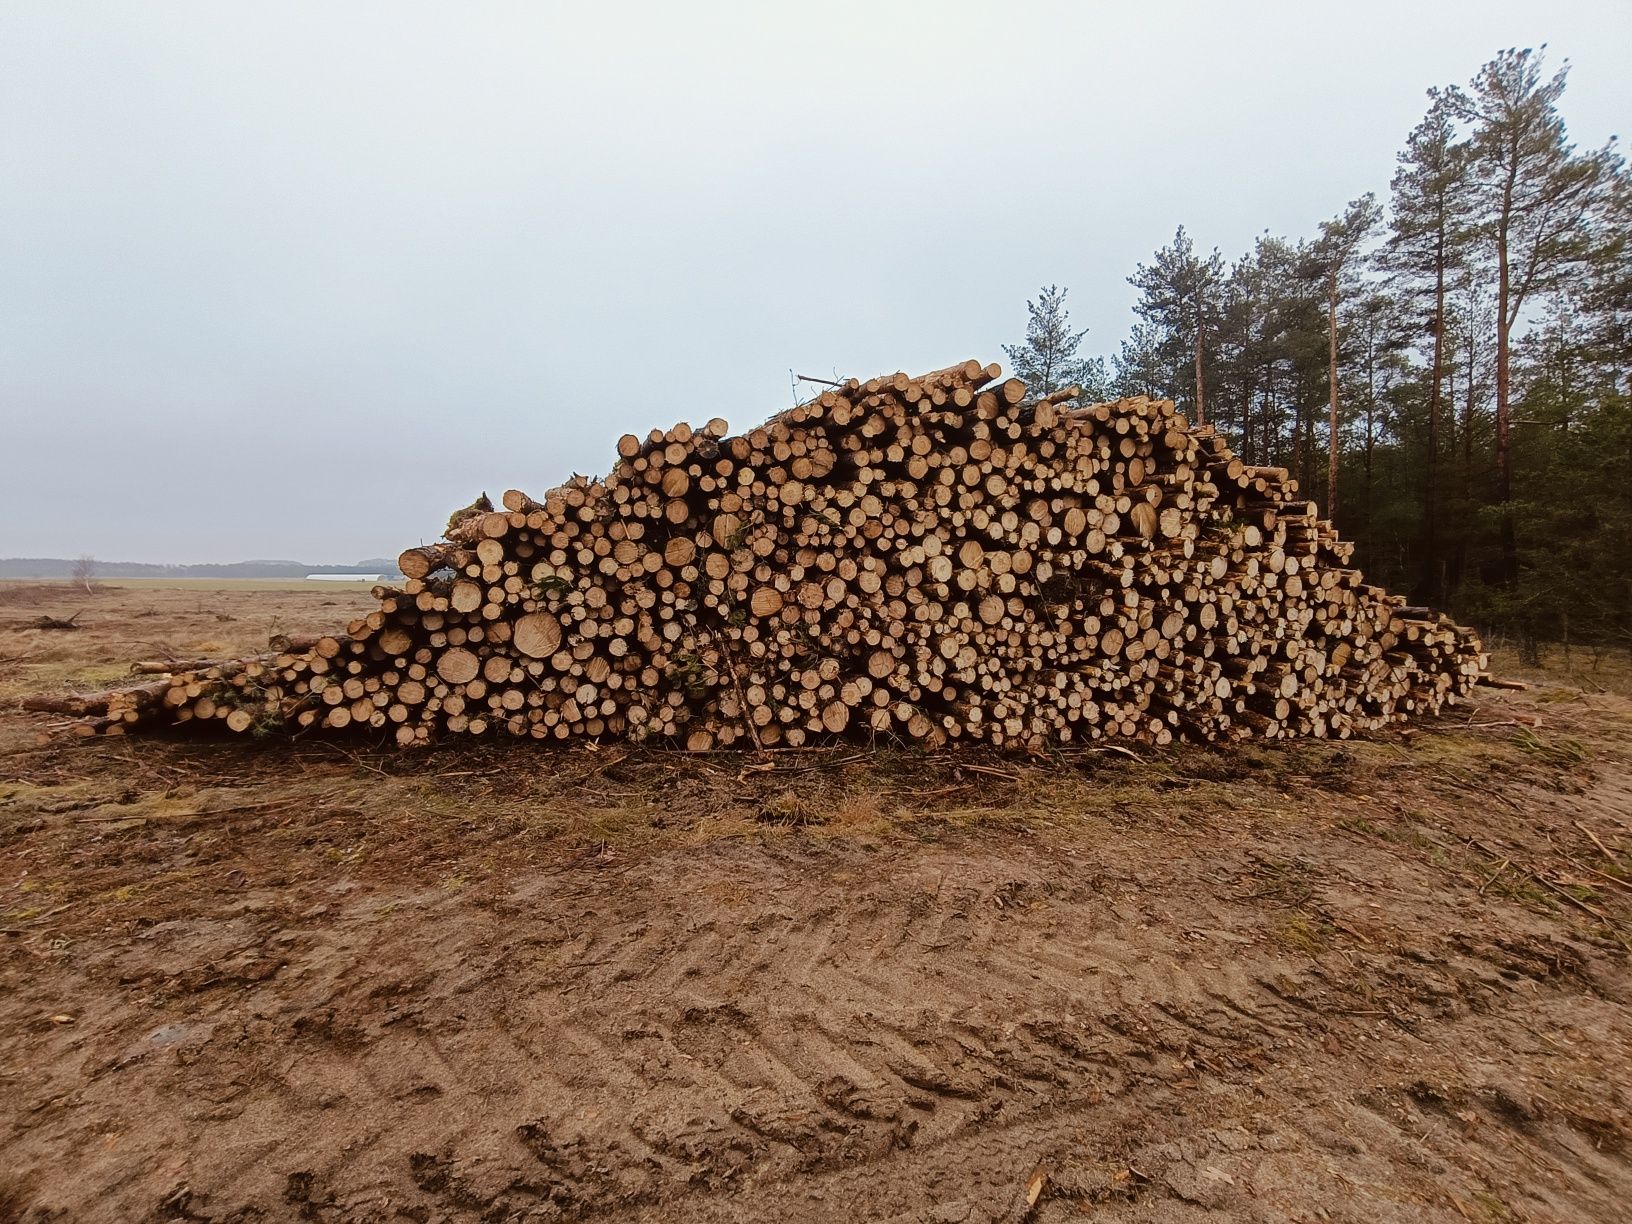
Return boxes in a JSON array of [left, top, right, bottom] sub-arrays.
[[2, 2, 1627, 563]]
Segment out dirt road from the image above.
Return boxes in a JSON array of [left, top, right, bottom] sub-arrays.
[[2, 586, 1630, 1221]]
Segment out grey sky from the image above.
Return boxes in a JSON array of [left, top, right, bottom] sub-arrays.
[[3, 1, 1627, 563]]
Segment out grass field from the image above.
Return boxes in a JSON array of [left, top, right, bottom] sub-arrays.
[[2, 581, 1630, 1222], [0, 582, 381, 701], [0, 577, 383, 592]]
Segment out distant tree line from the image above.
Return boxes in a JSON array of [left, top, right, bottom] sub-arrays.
[[1009, 47, 1628, 658], [0, 557, 403, 580]]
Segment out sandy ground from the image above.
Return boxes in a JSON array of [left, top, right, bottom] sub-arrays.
[[2, 584, 1630, 1223]]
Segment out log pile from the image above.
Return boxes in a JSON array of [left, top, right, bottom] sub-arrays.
[[39, 361, 1486, 750]]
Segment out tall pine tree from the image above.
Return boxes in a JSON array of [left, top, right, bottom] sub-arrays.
[[1311, 194, 1380, 518], [1128, 228, 1226, 424], [1384, 94, 1473, 603], [1447, 47, 1619, 588]]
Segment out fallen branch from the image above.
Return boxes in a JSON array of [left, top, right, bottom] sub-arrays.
[[1468, 837, 1610, 923], [1093, 744, 1146, 763], [22, 612, 81, 631], [1575, 821, 1621, 863], [957, 763, 1023, 782], [738, 751, 868, 779], [21, 693, 110, 717], [1477, 860, 1510, 895], [129, 659, 229, 675]]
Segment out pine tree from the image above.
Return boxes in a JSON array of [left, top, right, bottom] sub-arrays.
[[1311, 194, 1380, 518], [1447, 47, 1620, 587], [1128, 227, 1226, 424], [1441, 280, 1496, 598], [1111, 323, 1172, 400], [1346, 290, 1414, 563], [1091, 52, 1628, 652], [1214, 245, 1278, 462], [1583, 165, 1632, 401], [1384, 93, 1474, 603], [1508, 292, 1630, 654], [1002, 285, 1110, 398], [1574, 169, 1632, 652], [1217, 235, 1316, 466]]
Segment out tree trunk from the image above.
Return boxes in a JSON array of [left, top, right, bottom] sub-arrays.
[[1241, 373, 1256, 467], [1421, 244, 1445, 605], [1363, 331, 1377, 563], [1194, 313, 1206, 426], [1288, 389, 1301, 482], [1260, 376, 1274, 468], [1326, 278, 1340, 519], [1451, 329, 1475, 596], [1495, 191, 1517, 590]]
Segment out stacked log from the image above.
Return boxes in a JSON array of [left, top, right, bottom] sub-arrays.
[[43, 361, 1486, 750]]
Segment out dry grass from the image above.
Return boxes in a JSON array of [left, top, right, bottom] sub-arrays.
[[1487, 642, 1632, 699], [0, 577, 380, 592], [0, 581, 379, 704]]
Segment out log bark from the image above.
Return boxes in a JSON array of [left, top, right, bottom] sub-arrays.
[[31, 359, 1484, 749]]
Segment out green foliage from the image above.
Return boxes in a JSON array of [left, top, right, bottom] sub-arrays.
[[1122, 226, 1226, 419], [531, 574, 572, 600], [1055, 47, 1629, 653], [1449, 48, 1618, 330], [1003, 284, 1111, 398], [665, 651, 713, 698]]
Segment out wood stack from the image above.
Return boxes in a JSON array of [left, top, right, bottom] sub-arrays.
[[41, 361, 1486, 750]]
